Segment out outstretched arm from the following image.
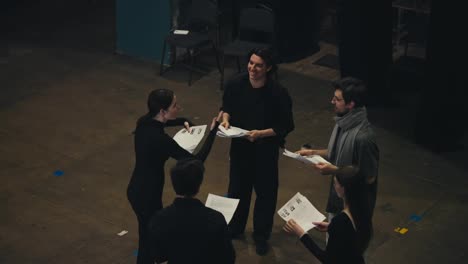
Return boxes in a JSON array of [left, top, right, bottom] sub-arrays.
[[193, 112, 223, 162], [296, 149, 329, 158], [283, 219, 327, 262], [165, 117, 194, 127]]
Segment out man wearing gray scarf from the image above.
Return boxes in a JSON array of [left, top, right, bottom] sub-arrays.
[[297, 77, 379, 221]]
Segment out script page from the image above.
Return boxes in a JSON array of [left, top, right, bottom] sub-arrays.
[[283, 149, 330, 165], [205, 193, 240, 224], [217, 125, 249, 138], [278, 192, 326, 232], [173, 125, 207, 153]]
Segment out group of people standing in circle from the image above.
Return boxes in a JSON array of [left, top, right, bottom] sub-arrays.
[[127, 47, 379, 264]]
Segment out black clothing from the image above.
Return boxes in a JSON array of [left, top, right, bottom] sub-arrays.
[[300, 212, 364, 264], [228, 139, 279, 241], [222, 73, 294, 148], [222, 73, 294, 242], [127, 117, 217, 264], [149, 197, 236, 264]]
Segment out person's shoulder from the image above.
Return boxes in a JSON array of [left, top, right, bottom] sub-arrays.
[[280, 84, 292, 97], [134, 123, 167, 147], [329, 212, 352, 233], [154, 203, 176, 219], [204, 206, 225, 218], [356, 122, 377, 141], [275, 81, 287, 90], [332, 212, 349, 223], [148, 205, 176, 232], [225, 72, 249, 87], [203, 206, 228, 225], [136, 120, 164, 135], [270, 81, 290, 97]]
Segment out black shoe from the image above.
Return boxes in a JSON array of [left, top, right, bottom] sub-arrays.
[[255, 240, 269, 256]]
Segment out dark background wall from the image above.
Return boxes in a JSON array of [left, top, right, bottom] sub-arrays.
[[3, 0, 466, 150]]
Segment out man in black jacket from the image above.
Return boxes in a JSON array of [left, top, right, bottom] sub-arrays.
[[148, 158, 236, 264], [221, 47, 295, 255]]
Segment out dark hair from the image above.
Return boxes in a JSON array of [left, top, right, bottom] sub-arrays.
[[170, 158, 205, 197], [136, 89, 174, 126], [332, 77, 367, 108], [247, 47, 278, 76], [335, 166, 373, 254], [247, 47, 282, 97]]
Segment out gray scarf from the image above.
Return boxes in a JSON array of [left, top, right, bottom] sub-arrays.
[[327, 107, 369, 165]]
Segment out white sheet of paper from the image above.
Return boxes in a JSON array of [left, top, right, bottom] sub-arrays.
[[282, 149, 330, 165], [306, 155, 330, 165], [217, 125, 249, 138], [277, 192, 326, 232], [117, 230, 128, 236], [173, 30, 189, 35], [173, 125, 207, 153], [205, 193, 240, 224]]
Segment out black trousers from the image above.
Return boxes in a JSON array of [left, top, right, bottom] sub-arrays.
[[227, 139, 279, 242], [128, 190, 163, 264]]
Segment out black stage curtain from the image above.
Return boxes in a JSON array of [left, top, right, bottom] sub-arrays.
[[336, 0, 393, 99], [414, 0, 466, 151]]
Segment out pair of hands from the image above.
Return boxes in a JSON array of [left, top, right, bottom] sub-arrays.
[[220, 119, 263, 142], [283, 219, 329, 238], [183, 111, 224, 133], [295, 149, 338, 175]]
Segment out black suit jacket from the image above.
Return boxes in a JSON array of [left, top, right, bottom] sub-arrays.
[[148, 197, 236, 264]]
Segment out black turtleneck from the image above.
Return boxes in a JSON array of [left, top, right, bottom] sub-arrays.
[[127, 118, 218, 211]]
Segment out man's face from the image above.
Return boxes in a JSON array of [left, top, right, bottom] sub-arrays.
[[247, 54, 271, 81], [331, 89, 353, 116]]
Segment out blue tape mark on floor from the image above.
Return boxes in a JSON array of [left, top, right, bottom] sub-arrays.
[[133, 249, 138, 257], [53, 170, 64, 177], [410, 214, 422, 222]]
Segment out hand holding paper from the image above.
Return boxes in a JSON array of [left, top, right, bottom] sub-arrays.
[[283, 149, 330, 165], [173, 125, 207, 153], [277, 192, 326, 232], [311, 221, 329, 232], [283, 219, 307, 238], [183, 121, 191, 133], [216, 125, 249, 138]]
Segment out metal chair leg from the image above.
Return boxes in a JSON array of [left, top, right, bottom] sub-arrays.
[[220, 53, 225, 90], [404, 40, 409, 57], [188, 48, 194, 86], [213, 42, 221, 73], [159, 41, 167, 75]]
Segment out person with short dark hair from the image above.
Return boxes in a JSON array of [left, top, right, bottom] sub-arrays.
[[127, 89, 221, 264], [284, 166, 373, 263], [170, 158, 205, 197], [296, 77, 379, 221], [148, 158, 236, 264], [221, 47, 295, 255]]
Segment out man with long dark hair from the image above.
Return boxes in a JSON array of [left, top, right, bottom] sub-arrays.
[[221, 47, 295, 255]]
